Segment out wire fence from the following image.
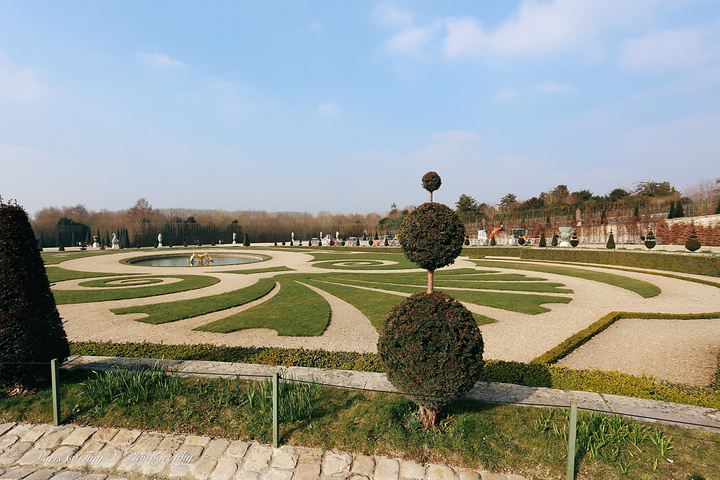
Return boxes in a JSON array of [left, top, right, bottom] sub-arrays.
[[2, 357, 720, 479]]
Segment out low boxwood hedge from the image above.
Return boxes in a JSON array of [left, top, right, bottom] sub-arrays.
[[465, 247, 720, 277], [69, 340, 720, 409]]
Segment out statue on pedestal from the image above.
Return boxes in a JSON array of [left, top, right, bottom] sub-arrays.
[[157, 233, 163, 247], [111, 233, 120, 249]]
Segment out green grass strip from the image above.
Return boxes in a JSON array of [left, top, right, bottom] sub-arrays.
[[196, 278, 330, 336], [307, 279, 497, 328], [316, 277, 570, 314], [304, 279, 406, 331], [327, 275, 571, 294], [45, 268, 129, 283], [224, 266, 295, 275], [334, 269, 549, 283], [473, 259, 661, 298], [41, 250, 118, 265], [110, 278, 276, 324], [52, 275, 220, 304], [506, 257, 720, 289], [310, 252, 419, 270], [533, 311, 720, 365]]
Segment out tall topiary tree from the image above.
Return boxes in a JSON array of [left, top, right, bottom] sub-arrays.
[[715, 198, 720, 215], [0, 198, 70, 389], [674, 202, 685, 218], [538, 232, 546, 247], [667, 201, 675, 219], [379, 173, 484, 428], [606, 232, 616, 249]]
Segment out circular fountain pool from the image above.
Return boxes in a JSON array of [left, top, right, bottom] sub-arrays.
[[127, 254, 263, 267]]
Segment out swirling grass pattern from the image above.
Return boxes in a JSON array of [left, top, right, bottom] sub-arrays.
[[52, 275, 220, 304], [80, 277, 166, 287]]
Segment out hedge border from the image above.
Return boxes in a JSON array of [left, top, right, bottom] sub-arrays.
[[465, 246, 720, 277], [68, 341, 720, 408]]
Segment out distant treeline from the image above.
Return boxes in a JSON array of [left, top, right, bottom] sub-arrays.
[[32, 198, 382, 248]]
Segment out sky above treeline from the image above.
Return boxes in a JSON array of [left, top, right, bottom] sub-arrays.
[[1, 1, 719, 218]]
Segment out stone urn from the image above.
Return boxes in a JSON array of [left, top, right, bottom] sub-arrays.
[[559, 227, 573, 247]]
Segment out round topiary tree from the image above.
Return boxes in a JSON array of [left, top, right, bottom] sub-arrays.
[[379, 173, 484, 428], [378, 292, 484, 428], [0, 198, 70, 390], [399, 202, 465, 292], [685, 229, 701, 252], [421, 171, 442, 202]]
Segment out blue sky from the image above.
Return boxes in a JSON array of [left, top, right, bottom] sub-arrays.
[[1, 1, 719, 218]]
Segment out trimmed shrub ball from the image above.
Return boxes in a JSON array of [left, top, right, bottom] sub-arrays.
[[686, 232, 701, 252], [378, 292, 484, 427], [399, 202, 465, 272], [421, 171, 442, 194]]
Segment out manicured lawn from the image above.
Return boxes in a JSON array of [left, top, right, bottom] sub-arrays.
[[472, 259, 662, 298], [111, 278, 276, 324], [310, 252, 420, 270], [41, 250, 118, 265], [45, 267, 129, 283], [308, 278, 497, 329], [225, 266, 295, 274], [196, 277, 331, 336], [51, 275, 220, 304], [314, 275, 571, 314]]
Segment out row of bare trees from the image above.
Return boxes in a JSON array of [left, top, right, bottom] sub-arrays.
[[31, 199, 382, 248]]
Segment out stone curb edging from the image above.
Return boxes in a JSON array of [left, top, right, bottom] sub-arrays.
[[0, 422, 528, 480], [63, 356, 720, 432]]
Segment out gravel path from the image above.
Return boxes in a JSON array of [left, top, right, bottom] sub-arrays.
[[54, 249, 720, 385]]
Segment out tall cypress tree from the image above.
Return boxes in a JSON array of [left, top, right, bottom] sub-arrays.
[[0, 198, 70, 388], [716, 198, 720, 215], [667, 201, 675, 219], [674, 202, 684, 218]]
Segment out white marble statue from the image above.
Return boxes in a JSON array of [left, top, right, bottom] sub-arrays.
[[157, 233, 163, 247], [111, 233, 120, 249], [233, 232, 237, 244]]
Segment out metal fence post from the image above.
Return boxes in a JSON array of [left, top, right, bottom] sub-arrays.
[[272, 371, 279, 448], [51, 359, 61, 426], [566, 402, 578, 480]]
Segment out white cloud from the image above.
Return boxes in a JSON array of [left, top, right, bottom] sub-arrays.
[[532, 81, 577, 95], [380, 0, 664, 60], [374, 3, 414, 27], [318, 102, 342, 115], [444, 0, 623, 58], [618, 24, 719, 71], [492, 89, 519, 103], [386, 26, 436, 57], [0, 54, 50, 102], [430, 130, 481, 142], [136, 52, 187, 67], [205, 77, 239, 97]]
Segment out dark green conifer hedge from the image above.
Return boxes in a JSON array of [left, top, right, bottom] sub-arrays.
[[0, 199, 70, 388]]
